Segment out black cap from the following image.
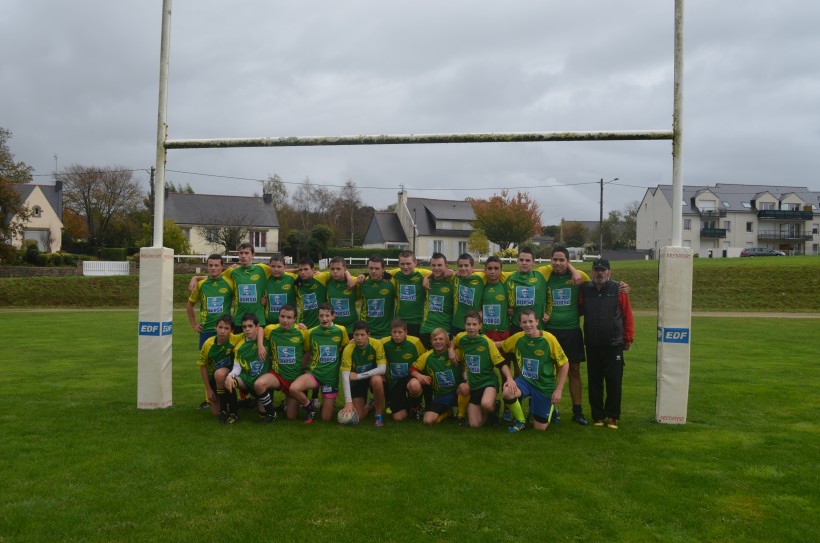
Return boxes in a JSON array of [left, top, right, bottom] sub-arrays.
[[592, 258, 610, 270]]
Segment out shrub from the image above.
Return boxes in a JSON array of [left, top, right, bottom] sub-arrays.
[[100, 248, 128, 260], [493, 247, 519, 259], [25, 242, 40, 264], [0, 243, 19, 264], [36, 253, 49, 266], [51, 253, 63, 266], [326, 247, 404, 259]]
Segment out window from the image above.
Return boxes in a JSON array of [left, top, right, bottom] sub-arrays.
[[813, 224, 819, 235], [742, 202, 751, 209], [433, 240, 443, 254], [204, 228, 219, 243], [458, 241, 468, 255], [759, 202, 775, 210], [724, 221, 731, 233], [786, 203, 800, 211], [746, 222, 753, 233], [32, 206, 42, 218], [182, 228, 190, 241], [683, 219, 691, 231], [252, 231, 266, 250], [699, 199, 716, 211]]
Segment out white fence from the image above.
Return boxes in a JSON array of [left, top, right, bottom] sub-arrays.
[[83, 261, 130, 276]]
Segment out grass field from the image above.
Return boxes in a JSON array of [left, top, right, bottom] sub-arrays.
[[2, 310, 818, 542], [2, 255, 819, 312]]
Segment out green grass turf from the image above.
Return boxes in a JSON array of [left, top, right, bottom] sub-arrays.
[[2, 254, 819, 312], [1, 310, 818, 542]]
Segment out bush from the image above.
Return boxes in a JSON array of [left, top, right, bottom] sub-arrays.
[[61, 254, 76, 266], [493, 247, 519, 259], [51, 253, 63, 266], [0, 243, 19, 264], [36, 253, 49, 266], [24, 242, 40, 264], [100, 248, 128, 260]]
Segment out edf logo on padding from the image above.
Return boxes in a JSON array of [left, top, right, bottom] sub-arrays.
[[657, 327, 690, 344], [139, 321, 174, 336]]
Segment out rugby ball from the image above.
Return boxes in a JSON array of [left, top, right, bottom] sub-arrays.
[[337, 409, 360, 426]]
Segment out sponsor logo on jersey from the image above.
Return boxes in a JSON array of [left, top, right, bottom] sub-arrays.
[[522, 357, 540, 379], [379, 288, 390, 295], [239, 284, 258, 304], [278, 346, 296, 364], [535, 349, 545, 356], [476, 345, 486, 352], [428, 295, 444, 313], [553, 288, 572, 307], [368, 298, 385, 317]]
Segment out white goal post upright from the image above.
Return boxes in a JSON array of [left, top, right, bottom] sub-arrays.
[[140, 0, 691, 423]]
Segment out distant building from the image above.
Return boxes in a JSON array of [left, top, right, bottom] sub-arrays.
[[8, 182, 63, 252], [637, 183, 820, 256], [363, 190, 499, 260], [164, 191, 280, 255]]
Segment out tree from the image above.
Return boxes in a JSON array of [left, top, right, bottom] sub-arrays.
[[309, 224, 333, 259], [1, 127, 33, 242], [139, 219, 191, 254], [560, 220, 589, 247], [336, 180, 361, 247], [260, 174, 288, 213], [292, 177, 335, 229], [59, 164, 143, 250], [198, 210, 253, 254], [541, 224, 560, 237], [467, 230, 490, 259], [471, 190, 542, 250]]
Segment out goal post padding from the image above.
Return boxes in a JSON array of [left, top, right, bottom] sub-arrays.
[[137, 247, 174, 409], [655, 246, 693, 424]]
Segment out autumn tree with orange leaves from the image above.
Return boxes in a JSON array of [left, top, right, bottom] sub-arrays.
[[470, 190, 542, 250]]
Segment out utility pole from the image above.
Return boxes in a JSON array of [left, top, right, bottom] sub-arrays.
[[599, 178, 604, 256]]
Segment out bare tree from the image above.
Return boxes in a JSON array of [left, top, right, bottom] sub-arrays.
[[59, 164, 143, 249], [260, 173, 288, 213], [197, 210, 252, 254]]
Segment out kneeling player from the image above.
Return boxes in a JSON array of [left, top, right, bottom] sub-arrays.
[[339, 321, 387, 427], [260, 305, 311, 420], [408, 328, 469, 426], [381, 319, 426, 421], [497, 309, 569, 432], [197, 314, 243, 421], [223, 313, 280, 424], [289, 304, 350, 424], [452, 311, 514, 428]]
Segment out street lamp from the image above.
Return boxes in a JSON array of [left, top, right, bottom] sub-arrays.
[[599, 177, 619, 256]]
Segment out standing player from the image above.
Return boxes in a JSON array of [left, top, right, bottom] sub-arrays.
[[264, 254, 298, 326], [260, 305, 311, 420], [451, 253, 485, 335], [294, 258, 330, 329], [544, 247, 591, 426], [419, 253, 454, 349], [358, 255, 396, 339], [407, 328, 470, 426], [196, 315, 243, 421], [498, 309, 569, 432], [506, 247, 551, 334], [223, 313, 280, 424], [452, 311, 514, 428], [480, 256, 512, 344], [326, 257, 360, 335], [389, 250, 431, 338], [187, 253, 236, 348], [381, 319, 427, 421], [339, 321, 388, 427], [289, 304, 350, 424]]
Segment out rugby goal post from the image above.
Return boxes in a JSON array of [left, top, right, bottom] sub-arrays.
[[139, 0, 691, 425]]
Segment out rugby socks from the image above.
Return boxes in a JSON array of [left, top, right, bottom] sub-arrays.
[[258, 392, 274, 414], [216, 388, 228, 413], [457, 394, 469, 419], [573, 404, 583, 416], [504, 398, 525, 424]]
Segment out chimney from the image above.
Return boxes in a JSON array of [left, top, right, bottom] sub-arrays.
[[263, 193, 272, 205], [54, 180, 63, 192]]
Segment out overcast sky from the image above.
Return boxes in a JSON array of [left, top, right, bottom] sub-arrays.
[[3, 0, 819, 223]]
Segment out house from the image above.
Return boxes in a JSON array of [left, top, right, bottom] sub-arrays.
[[8, 182, 63, 252], [363, 190, 498, 260], [636, 183, 820, 257], [164, 191, 280, 255]]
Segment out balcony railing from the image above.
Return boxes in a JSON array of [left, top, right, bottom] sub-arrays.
[[757, 209, 814, 220], [757, 231, 814, 241], [698, 208, 726, 218], [700, 228, 727, 238]]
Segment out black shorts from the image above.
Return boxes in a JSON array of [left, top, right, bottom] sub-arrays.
[[469, 385, 498, 405], [547, 328, 586, 364], [406, 323, 421, 338], [351, 378, 371, 400], [419, 333, 432, 350], [427, 391, 457, 414], [388, 376, 412, 412]]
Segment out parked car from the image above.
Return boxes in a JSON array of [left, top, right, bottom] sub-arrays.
[[740, 247, 786, 257]]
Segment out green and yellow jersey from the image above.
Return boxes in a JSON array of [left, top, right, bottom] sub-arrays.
[[420, 276, 455, 334], [500, 331, 568, 396], [412, 350, 463, 396], [264, 272, 298, 325], [297, 272, 331, 329], [197, 333, 243, 376], [390, 268, 431, 326], [327, 278, 359, 334], [358, 277, 396, 339], [452, 273, 485, 330], [545, 270, 589, 330], [481, 280, 510, 332], [233, 334, 270, 381], [381, 335, 426, 390], [306, 324, 349, 386], [506, 266, 554, 329], [452, 332, 506, 389], [341, 337, 387, 374], [188, 275, 235, 333], [224, 263, 272, 324], [262, 324, 310, 383]]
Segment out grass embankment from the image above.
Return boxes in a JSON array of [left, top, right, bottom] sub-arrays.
[[1, 311, 818, 541], [2, 256, 818, 312]]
